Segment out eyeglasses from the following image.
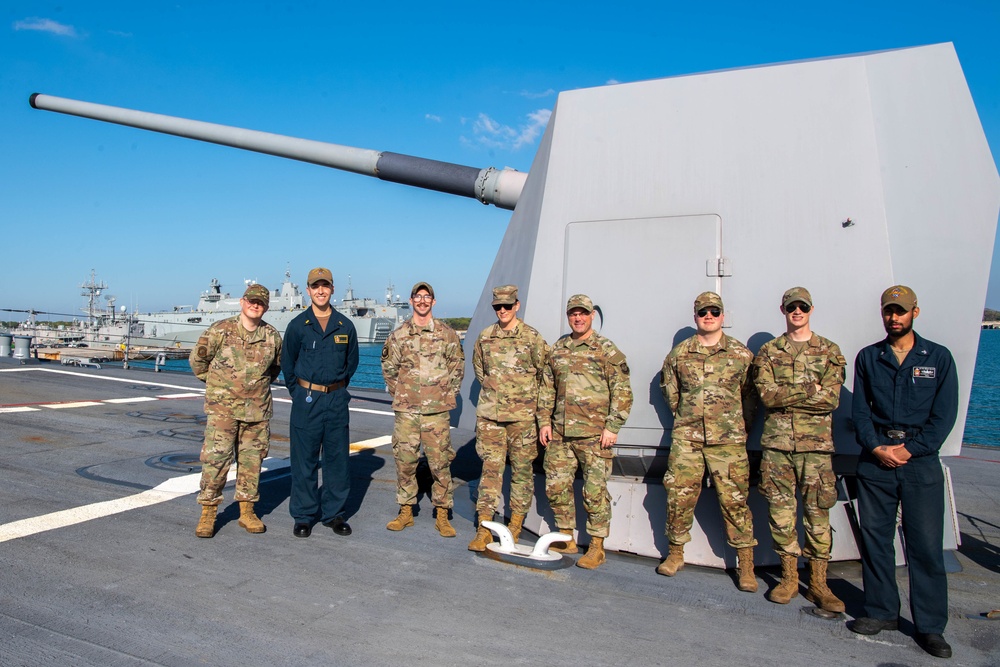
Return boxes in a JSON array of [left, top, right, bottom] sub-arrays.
[[412, 294, 433, 302], [696, 307, 722, 318], [245, 300, 267, 308], [786, 302, 812, 313], [492, 303, 514, 311]]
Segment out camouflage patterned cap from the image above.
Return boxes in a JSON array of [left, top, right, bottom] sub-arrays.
[[782, 286, 813, 309], [693, 292, 724, 313], [881, 285, 917, 312], [411, 281, 435, 298], [242, 283, 270, 307], [566, 294, 594, 313], [492, 285, 518, 305], [307, 267, 333, 286]]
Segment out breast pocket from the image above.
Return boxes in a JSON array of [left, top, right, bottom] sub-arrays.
[[508, 341, 533, 374], [675, 356, 703, 391], [908, 377, 939, 414], [717, 356, 747, 384], [250, 341, 275, 367], [803, 355, 828, 381], [771, 357, 795, 383]]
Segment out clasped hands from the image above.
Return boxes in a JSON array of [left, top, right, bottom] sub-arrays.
[[874, 443, 912, 468]]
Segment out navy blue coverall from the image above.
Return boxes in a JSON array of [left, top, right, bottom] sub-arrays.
[[282, 307, 359, 525], [851, 331, 958, 635]]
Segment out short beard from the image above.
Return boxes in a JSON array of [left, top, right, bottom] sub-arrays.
[[884, 320, 913, 339]]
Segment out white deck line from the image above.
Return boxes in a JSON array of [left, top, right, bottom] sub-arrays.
[[40, 401, 104, 409], [0, 457, 291, 543], [0, 367, 393, 416], [350, 407, 394, 416], [0, 367, 202, 391], [349, 435, 392, 451], [0, 432, 391, 543], [0, 406, 40, 413]]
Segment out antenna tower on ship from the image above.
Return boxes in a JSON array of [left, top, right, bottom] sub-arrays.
[[80, 269, 109, 329]]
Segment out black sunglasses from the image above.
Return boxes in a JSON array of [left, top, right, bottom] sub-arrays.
[[492, 303, 514, 311], [696, 307, 722, 318], [786, 302, 812, 313]]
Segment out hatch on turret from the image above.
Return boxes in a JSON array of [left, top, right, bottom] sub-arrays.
[[564, 214, 722, 448]]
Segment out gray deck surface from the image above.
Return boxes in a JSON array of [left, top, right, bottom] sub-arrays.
[[1, 358, 997, 666]]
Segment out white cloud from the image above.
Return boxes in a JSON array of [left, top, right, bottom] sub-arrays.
[[605, 79, 621, 85], [470, 108, 551, 151], [425, 114, 442, 123], [13, 17, 77, 37], [519, 88, 556, 99]]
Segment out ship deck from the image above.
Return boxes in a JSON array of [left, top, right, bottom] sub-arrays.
[[1, 357, 997, 666]]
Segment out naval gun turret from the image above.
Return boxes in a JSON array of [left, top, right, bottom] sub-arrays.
[[29, 43, 1000, 567]]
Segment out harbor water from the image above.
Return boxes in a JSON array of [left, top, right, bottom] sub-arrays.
[[126, 333, 1000, 448], [122, 343, 389, 390], [964, 328, 1000, 447]]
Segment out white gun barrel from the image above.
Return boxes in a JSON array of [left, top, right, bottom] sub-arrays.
[[29, 93, 525, 210]]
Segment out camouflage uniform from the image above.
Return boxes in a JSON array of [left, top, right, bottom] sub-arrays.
[[381, 317, 465, 508], [660, 333, 757, 548], [754, 333, 845, 559], [538, 332, 632, 538], [473, 318, 549, 517], [190, 315, 282, 506]]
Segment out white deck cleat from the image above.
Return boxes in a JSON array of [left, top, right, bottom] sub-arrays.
[[481, 521, 571, 562]]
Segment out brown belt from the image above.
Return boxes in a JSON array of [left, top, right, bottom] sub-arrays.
[[297, 378, 347, 393]]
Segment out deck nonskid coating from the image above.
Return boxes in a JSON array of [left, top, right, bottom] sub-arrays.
[[0, 361, 997, 666]]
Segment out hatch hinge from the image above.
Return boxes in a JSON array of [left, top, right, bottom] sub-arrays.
[[706, 258, 732, 277]]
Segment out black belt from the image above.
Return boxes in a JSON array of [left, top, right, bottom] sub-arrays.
[[298, 378, 347, 393]]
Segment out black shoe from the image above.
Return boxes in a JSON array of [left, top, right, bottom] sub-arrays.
[[850, 617, 898, 635], [325, 516, 352, 536], [916, 633, 952, 659], [293, 522, 312, 538]]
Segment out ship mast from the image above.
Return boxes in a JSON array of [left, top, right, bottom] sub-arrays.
[[80, 269, 108, 331]]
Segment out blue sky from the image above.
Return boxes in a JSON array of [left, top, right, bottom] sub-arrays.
[[3, 1, 999, 320]]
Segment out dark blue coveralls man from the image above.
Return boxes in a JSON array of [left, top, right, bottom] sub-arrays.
[[282, 267, 359, 538], [850, 285, 958, 659]]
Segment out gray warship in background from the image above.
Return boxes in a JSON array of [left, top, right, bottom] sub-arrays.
[[12, 270, 409, 352], [137, 270, 409, 346], [28, 43, 1000, 567]]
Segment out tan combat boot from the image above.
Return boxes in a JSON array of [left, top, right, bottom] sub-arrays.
[[386, 505, 414, 531], [507, 512, 526, 543], [549, 529, 578, 554], [656, 544, 685, 576], [769, 554, 800, 604], [238, 501, 266, 534], [468, 513, 493, 552], [195, 505, 217, 538], [577, 537, 606, 569], [805, 559, 846, 613], [736, 547, 758, 592], [435, 507, 457, 538]]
